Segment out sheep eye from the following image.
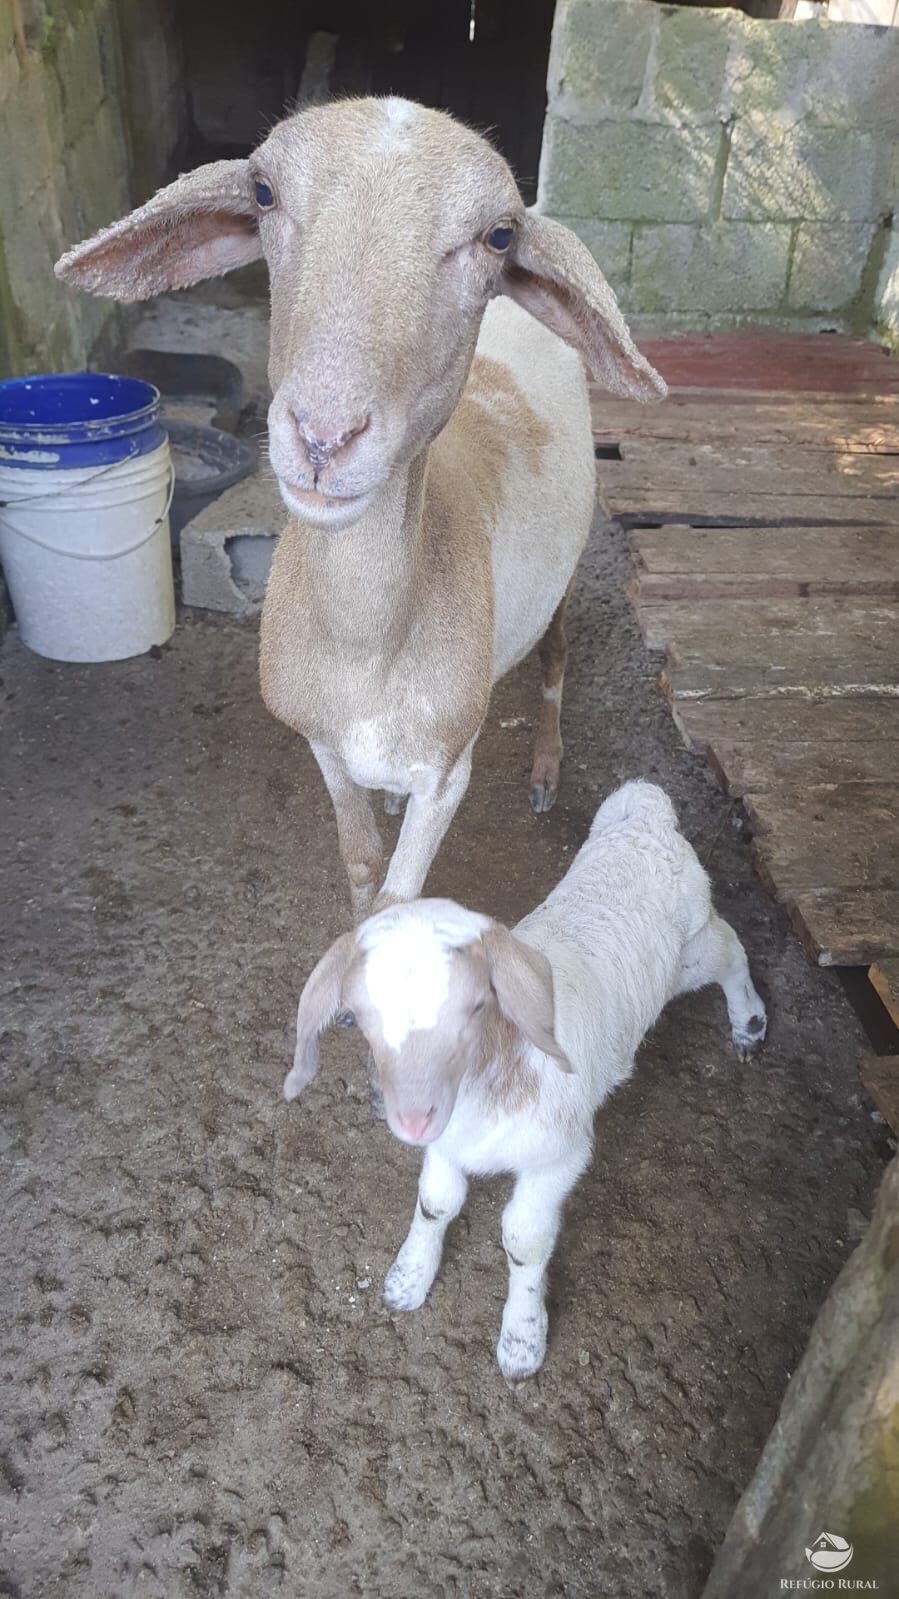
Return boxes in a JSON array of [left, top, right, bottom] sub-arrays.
[[484, 223, 514, 254], [471, 999, 486, 1017], [254, 179, 276, 211]]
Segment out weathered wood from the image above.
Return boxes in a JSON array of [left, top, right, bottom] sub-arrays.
[[708, 738, 899, 796], [592, 395, 899, 453], [745, 784, 899, 894], [608, 495, 899, 529], [599, 447, 899, 523], [633, 330, 899, 394], [671, 695, 899, 755], [858, 1056, 899, 1133], [788, 888, 899, 966], [636, 599, 899, 684], [870, 959, 899, 1030], [664, 665, 899, 702], [628, 526, 899, 602]]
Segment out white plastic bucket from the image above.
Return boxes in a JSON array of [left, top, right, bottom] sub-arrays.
[[0, 441, 175, 662]]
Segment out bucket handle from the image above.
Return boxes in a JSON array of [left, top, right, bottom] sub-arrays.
[[0, 462, 176, 562]]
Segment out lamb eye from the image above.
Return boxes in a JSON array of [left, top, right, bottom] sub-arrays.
[[254, 179, 276, 211], [484, 223, 514, 253], [471, 999, 486, 1017]]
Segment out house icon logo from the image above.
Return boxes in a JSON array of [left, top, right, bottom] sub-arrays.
[[805, 1532, 854, 1573]]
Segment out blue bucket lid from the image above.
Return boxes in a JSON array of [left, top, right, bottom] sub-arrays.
[[0, 372, 161, 447]]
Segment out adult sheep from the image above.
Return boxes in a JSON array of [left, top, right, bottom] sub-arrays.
[[57, 97, 665, 917]]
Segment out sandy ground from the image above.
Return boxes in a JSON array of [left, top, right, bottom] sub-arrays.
[[0, 501, 892, 1597]]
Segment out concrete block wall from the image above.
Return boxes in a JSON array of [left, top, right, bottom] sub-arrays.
[[0, 0, 184, 380], [538, 0, 899, 328]]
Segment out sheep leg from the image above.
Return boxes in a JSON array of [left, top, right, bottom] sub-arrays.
[[675, 912, 767, 1060], [497, 1147, 589, 1380], [383, 1148, 468, 1313], [310, 743, 385, 921], [530, 581, 573, 815], [377, 747, 474, 905]]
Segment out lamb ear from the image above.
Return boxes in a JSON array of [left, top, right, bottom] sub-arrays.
[[283, 932, 358, 1102], [501, 212, 666, 402], [54, 159, 261, 302], [482, 922, 572, 1072]]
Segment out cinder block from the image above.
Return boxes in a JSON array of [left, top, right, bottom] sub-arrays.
[[544, 217, 632, 289], [724, 115, 884, 222], [180, 472, 286, 615], [652, 7, 735, 123], [727, 15, 899, 130], [788, 222, 878, 312], [546, 0, 653, 121], [631, 222, 792, 314], [538, 117, 722, 223]]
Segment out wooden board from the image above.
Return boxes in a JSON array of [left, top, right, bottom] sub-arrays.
[[636, 598, 898, 681], [628, 526, 899, 601], [858, 1055, 899, 1134], [607, 495, 899, 529], [630, 332, 899, 393], [599, 448, 899, 521], [870, 959, 899, 1030], [671, 696, 899, 755], [789, 888, 899, 965], [745, 785, 899, 894], [592, 395, 899, 454], [708, 739, 899, 797]]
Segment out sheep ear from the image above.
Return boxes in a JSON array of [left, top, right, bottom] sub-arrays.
[[483, 923, 572, 1072], [501, 212, 666, 402], [283, 933, 358, 1102], [54, 159, 261, 303]]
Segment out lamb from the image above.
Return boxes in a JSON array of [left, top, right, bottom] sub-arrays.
[[55, 97, 665, 920], [283, 781, 767, 1380]]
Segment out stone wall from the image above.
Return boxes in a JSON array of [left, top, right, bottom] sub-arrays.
[[538, 0, 899, 329], [0, 0, 185, 380]]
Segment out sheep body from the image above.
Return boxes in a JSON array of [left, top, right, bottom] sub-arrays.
[[365, 782, 766, 1376]]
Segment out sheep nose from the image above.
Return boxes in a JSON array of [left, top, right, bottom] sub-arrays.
[[397, 1108, 436, 1142], [295, 413, 370, 470]]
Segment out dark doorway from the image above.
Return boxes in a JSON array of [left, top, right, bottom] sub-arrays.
[[180, 0, 556, 202]]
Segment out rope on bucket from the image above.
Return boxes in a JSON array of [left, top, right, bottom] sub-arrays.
[[0, 461, 176, 561]]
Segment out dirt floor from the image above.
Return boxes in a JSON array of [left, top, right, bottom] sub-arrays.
[[0, 292, 893, 1598]]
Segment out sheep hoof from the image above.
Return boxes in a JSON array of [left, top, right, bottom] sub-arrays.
[[497, 1316, 547, 1381], [383, 1258, 431, 1313], [529, 780, 558, 815], [732, 1011, 767, 1061]]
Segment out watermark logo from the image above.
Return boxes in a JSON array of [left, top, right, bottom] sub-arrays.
[[805, 1534, 854, 1575]]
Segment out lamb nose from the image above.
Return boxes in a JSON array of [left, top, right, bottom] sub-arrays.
[[296, 414, 370, 469], [398, 1108, 435, 1141]]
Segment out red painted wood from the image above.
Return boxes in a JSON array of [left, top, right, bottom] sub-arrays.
[[634, 333, 899, 395]]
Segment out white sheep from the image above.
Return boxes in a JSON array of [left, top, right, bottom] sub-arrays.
[[55, 97, 665, 920], [283, 781, 767, 1380]]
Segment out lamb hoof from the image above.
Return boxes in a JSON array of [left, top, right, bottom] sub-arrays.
[[383, 791, 407, 816], [732, 1011, 767, 1061], [497, 1315, 547, 1381], [530, 780, 558, 815], [335, 1009, 356, 1030], [383, 1258, 431, 1313]]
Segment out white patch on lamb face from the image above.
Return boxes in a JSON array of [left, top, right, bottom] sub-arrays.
[[363, 921, 451, 1048], [359, 900, 492, 1048]]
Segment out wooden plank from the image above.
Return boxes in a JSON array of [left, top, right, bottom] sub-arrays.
[[600, 446, 899, 505], [631, 332, 899, 394], [592, 395, 899, 454], [870, 960, 899, 1030], [789, 888, 899, 965], [745, 784, 899, 893], [708, 739, 899, 796], [629, 525, 899, 601], [664, 665, 899, 701], [858, 1056, 899, 1134], [607, 495, 899, 529], [671, 695, 899, 755], [636, 598, 898, 677]]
